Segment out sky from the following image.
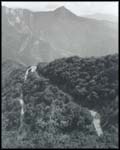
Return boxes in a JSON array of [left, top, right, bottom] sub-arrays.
[[2, 1, 118, 16]]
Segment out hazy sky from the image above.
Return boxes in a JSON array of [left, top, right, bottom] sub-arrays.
[[2, 1, 118, 16]]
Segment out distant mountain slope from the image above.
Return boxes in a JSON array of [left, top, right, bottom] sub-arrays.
[[2, 6, 118, 65], [84, 13, 118, 22]]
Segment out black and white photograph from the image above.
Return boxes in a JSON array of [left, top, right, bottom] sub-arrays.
[[1, 1, 119, 148]]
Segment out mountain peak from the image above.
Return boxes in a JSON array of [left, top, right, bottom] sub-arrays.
[[54, 6, 76, 17], [55, 6, 67, 11]]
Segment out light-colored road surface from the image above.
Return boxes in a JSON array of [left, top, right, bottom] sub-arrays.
[[89, 110, 103, 136], [24, 66, 37, 81], [18, 98, 24, 115]]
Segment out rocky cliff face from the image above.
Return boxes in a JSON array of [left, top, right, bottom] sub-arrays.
[[2, 6, 118, 65], [2, 54, 118, 148]]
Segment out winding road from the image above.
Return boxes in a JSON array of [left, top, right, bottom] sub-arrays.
[[89, 110, 103, 136], [17, 66, 37, 126], [16, 65, 103, 137]]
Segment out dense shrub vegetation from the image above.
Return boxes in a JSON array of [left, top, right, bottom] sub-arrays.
[[38, 54, 118, 128], [2, 54, 119, 148]]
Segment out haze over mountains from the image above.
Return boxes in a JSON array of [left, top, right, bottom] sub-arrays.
[[2, 6, 118, 65], [84, 13, 118, 23]]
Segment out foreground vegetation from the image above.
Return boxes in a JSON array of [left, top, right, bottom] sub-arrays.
[[2, 54, 118, 148]]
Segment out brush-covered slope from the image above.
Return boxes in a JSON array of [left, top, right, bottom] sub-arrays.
[[2, 59, 26, 88], [2, 54, 118, 148], [37, 54, 118, 131], [2, 60, 96, 148]]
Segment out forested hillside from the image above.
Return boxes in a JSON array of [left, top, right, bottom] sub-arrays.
[[2, 54, 118, 148], [38, 54, 118, 133]]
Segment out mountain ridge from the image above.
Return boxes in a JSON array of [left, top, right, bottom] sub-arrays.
[[2, 6, 118, 65]]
